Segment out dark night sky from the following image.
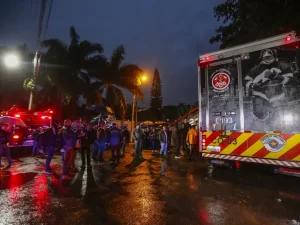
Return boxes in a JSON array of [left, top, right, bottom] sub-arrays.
[[0, 0, 224, 107]]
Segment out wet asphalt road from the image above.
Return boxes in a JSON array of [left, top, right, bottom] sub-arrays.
[[1, 147, 300, 225]]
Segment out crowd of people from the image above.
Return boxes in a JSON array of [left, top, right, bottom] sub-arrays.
[[0, 118, 199, 180], [132, 121, 199, 161], [0, 119, 130, 180]]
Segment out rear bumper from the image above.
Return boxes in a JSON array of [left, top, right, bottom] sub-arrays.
[[202, 153, 300, 168], [8, 140, 34, 148]]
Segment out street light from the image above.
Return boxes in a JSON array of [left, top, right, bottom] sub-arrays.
[[141, 75, 147, 82], [131, 73, 147, 142], [3, 53, 20, 69]]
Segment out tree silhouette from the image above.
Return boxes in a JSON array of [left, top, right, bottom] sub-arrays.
[[150, 68, 163, 120], [210, 0, 300, 48], [150, 68, 163, 109]]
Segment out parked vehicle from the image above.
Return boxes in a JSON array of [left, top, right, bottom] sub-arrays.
[[0, 116, 34, 147], [197, 31, 300, 177]]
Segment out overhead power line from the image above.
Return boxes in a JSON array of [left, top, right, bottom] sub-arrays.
[[36, 0, 47, 49], [43, 0, 54, 40]]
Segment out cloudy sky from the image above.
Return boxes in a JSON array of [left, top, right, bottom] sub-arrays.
[[0, 0, 224, 107]]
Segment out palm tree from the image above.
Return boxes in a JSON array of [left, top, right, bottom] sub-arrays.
[[40, 26, 103, 118], [87, 45, 144, 120]]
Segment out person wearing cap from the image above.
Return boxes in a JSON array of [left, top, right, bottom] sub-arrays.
[[0, 122, 12, 169], [109, 123, 122, 164], [132, 124, 144, 159], [61, 119, 77, 180]]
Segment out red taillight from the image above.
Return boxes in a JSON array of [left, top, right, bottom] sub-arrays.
[[50, 110, 53, 114], [41, 116, 46, 119], [202, 135, 206, 150], [48, 116, 52, 119], [15, 114, 20, 118], [286, 34, 293, 42], [204, 56, 210, 61], [13, 135, 19, 139]]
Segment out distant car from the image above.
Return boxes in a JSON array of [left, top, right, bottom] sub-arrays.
[[0, 116, 34, 147]]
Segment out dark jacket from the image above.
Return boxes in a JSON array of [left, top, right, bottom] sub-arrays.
[[174, 126, 181, 145], [81, 128, 97, 148], [132, 128, 144, 141], [109, 127, 122, 146], [0, 130, 11, 144], [96, 127, 107, 144], [88, 128, 97, 143], [62, 126, 77, 150], [149, 131, 157, 140], [122, 129, 130, 142], [159, 130, 169, 143], [37, 127, 56, 147], [183, 123, 190, 135], [32, 129, 40, 141]]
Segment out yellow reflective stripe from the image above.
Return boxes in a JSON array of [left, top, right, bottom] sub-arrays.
[[293, 154, 300, 161], [203, 132, 212, 139], [220, 133, 253, 155], [241, 140, 264, 156]]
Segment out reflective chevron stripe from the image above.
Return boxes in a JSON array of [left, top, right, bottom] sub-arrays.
[[202, 153, 300, 168]]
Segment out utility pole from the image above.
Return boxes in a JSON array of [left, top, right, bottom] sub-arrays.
[[130, 90, 136, 142], [135, 100, 138, 128], [28, 0, 47, 110]]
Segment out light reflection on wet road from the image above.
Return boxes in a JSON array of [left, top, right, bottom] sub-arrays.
[[0, 147, 300, 225]]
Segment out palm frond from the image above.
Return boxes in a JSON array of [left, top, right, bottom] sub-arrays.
[[105, 85, 126, 119], [117, 64, 144, 99], [42, 39, 68, 52], [79, 41, 104, 57], [41, 39, 68, 63], [110, 45, 125, 70]]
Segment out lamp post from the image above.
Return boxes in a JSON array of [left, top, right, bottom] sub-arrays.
[[131, 74, 147, 142]]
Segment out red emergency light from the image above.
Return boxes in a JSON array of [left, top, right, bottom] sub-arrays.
[[13, 135, 19, 139], [15, 114, 20, 118], [41, 116, 46, 119], [204, 56, 210, 61], [286, 34, 293, 43]]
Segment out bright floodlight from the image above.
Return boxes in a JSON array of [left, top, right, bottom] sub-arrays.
[[4, 54, 20, 68]]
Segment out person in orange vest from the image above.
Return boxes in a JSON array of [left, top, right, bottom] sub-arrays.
[[186, 125, 198, 160]]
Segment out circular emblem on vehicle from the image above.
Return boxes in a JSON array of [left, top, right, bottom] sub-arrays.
[[268, 139, 279, 148], [212, 72, 230, 91], [261, 134, 286, 152]]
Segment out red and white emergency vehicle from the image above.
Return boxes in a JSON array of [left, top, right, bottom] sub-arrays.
[[197, 31, 300, 176], [0, 106, 54, 148]]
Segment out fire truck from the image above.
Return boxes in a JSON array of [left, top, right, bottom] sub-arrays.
[[0, 106, 54, 148], [0, 106, 53, 128], [197, 31, 300, 176]]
